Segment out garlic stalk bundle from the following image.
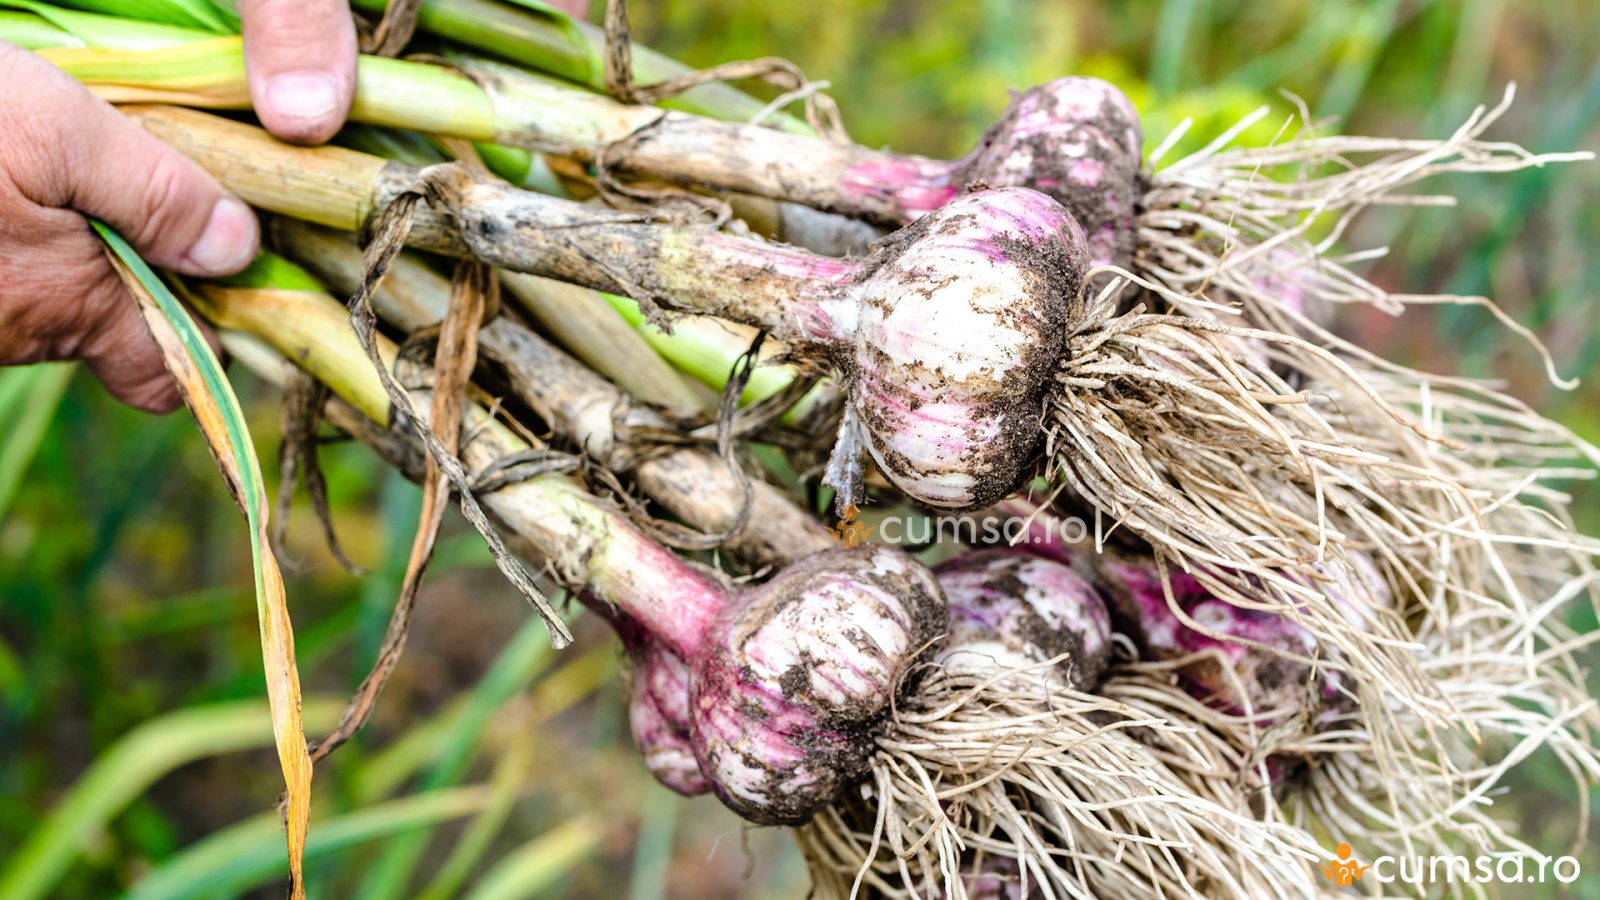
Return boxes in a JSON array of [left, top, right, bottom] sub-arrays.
[[269, 219, 838, 569], [194, 264, 949, 827], [133, 105, 1089, 511], [27, 27, 1139, 263]]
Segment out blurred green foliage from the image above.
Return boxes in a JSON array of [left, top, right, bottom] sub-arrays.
[[2, 0, 1597, 896]]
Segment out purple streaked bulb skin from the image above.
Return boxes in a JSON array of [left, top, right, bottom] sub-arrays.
[[845, 188, 1088, 512], [690, 544, 947, 825], [959, 77, 1144, 270], [626, 641, 708, 796], [1090, 548, 1390, 721], [933, 548, 1113, 688]]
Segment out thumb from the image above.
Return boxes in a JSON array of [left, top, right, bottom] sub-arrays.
[[238, 0, 357, 145], [69, 112, 261, 277], [15, 51, 261, 276]]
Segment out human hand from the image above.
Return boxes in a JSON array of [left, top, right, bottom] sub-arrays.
[[0, 43, 259, 412], [1, 0, 591, 413], [0, 0, 358, 412]]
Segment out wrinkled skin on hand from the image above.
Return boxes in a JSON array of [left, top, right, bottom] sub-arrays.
[[0, 0, 599, 410], [0, 44, 261, 411]]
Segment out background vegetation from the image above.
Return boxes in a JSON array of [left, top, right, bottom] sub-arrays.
[[2, 0, 1596, 896]]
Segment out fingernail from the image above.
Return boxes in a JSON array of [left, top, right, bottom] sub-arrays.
[[185, 196, 259, 274], [263, 70, 340, 121]]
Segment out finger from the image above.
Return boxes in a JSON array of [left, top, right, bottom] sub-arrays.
[[3, 47, 260, 278], [238, 0, 356, 145], [73, 251, 226, 415], [86, 314, 225, 414], [69, 112, 260, 277], [79, 287, 184, 413], [27, 208, 212, 414]]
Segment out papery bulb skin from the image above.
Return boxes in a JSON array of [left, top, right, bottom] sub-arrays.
[[690, 544, 947, 825], [849, 188, 1088, 512], [1090, 548, 1388, 721], [933, 548, 1112, 688], [1092, 549, 1319, 718], [626, 641, 709, 796], [960, 78, 1144, 269]]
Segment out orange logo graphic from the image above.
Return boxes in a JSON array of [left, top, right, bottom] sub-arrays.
[[832, 505, 875, 547], [1321, 843, 1370, 887]]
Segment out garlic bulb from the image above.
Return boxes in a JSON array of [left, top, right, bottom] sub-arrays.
[[837, 188, 1089, 512], [933, 548, 1112, 687], [1089, 547, 1388, 720], [691, 544, 947, 825], [960, 77, 1144, 269], [626, 640, 707, 796]]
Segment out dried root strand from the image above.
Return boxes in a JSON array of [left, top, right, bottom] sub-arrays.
[[798, 661, 1329, 899], [1138, 84, 1592, 390], [1040, 251, 1600, 889], [346, 169, 573, 649], [1048, 285, 1442, 706], [273, 366, 362, 574], [306, 259, 500, 764]]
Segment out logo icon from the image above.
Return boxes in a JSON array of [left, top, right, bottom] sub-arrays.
[[831, 505, 875, 548], [1321, 843, 1370, 887]]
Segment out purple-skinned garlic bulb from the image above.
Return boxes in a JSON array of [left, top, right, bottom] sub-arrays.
[[564, 520, 943, 822], [830, 77, 1144, 269], [586, 541, 946, 824], [582, 596, 710, 796], [691, 545, 946, 824], [625, 640, 708, 796], [1088, 547, 1389, 723], [958, 77, 1144, 269], [932, 548, 1113, 688], [826, 188, 1088, 512]]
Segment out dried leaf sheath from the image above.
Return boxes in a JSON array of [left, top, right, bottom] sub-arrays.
[[274, 369, 361, 573], [306, 262, 497, 764], [347, 183, 574, 650], [94, 224, 312, 900]]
